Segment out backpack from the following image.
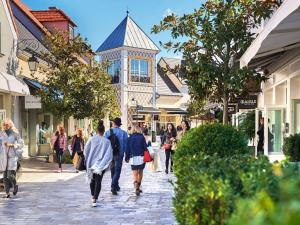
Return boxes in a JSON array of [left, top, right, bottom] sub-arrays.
[[108, 129, 120, 156]]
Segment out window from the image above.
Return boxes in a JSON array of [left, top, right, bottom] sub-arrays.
[[0, 95, 3, 109], [107, 60, 121, 84], [69, 25, 74, 40], [0, 22, 2, 55], [130, 59, 150, 83]]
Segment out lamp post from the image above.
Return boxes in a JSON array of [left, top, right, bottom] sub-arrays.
[[131, 98, 139, 126], [17, 39, 40, 74]]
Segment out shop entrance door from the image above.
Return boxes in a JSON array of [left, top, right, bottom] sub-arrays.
[[293, 100, 300, 134], [266, 108, 286, 154]]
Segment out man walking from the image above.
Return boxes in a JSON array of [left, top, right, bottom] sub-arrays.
[[105, 118, 128, 195]]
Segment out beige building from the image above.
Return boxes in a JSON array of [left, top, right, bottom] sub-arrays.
[[0, 0, 29, 127]]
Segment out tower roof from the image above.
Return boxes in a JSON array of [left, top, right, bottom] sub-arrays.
[[96, 15, 159, 53]]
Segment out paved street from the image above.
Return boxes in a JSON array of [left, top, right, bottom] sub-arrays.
[[0, 150, 177, 225]]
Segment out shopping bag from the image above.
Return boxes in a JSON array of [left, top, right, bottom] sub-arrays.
[[147, 146, 155, 158], [76, 155, 86, 171], [144, 150, 152, 163], [73, 152, 80, 166]]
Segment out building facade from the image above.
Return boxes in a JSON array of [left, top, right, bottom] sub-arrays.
[[241, 0, 300, 161], [96, 15, 160, 131], [0, 0, 29, 130]]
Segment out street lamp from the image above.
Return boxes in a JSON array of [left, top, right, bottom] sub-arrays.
[[28, 54, 39, 73], [131, 98, 139, 126], [17, 39, 40, 74]]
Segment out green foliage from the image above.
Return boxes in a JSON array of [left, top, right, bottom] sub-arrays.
[[238, 110, 255, 142], [152, 0, 279, 123], [173, 152, 278, 225], [173, 124, 281, 225], [283, 133, 300, 162], [35, 31, 120, 120], [176, 123, 248, 159], [228, 169, 300, 225]]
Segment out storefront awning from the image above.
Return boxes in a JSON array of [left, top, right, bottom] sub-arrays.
[[240, 0, 300, 68], [162, 108, 187, 115], [0, 72, 30, 96], [137, 107, 161, 114]]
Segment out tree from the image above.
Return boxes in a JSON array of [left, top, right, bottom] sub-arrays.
[[152, 0, 280, 124], [238, 110, 255, 144], [35, 32, 120, 119], [34, 31, 120, 120]]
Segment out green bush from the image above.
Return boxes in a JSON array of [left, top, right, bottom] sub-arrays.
[[176, 123, 248, 159], [173, 154, 278, 225], [283, 133, 300, 162], [228, 168, 300, 225], [238, 110, 255, 143]]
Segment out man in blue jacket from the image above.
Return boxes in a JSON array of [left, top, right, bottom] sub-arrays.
[[105, 118, 128, 195]]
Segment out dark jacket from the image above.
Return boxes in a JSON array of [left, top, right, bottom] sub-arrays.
[[125, 133, 147, 162], [71, 135, 84, 152]]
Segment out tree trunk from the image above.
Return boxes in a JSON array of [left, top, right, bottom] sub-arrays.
[[223, 94, 229, 125]]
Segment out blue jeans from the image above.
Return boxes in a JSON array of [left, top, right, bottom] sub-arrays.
[[111, 152, 124, 190]]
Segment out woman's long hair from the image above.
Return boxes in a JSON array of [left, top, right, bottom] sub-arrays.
[[166, 123, 176, 137], [2, 119, 19, 134], [76, 128, 84, 139], [182, 120, 191, 131], [56, 124, 65, 136]]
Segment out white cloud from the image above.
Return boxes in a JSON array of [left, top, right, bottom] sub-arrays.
[[163, 8, 174, 17]]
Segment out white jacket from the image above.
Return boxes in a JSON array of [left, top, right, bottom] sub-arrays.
[[0, 131, 24, 171]]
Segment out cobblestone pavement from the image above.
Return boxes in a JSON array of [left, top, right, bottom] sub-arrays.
[[0, 149, 177, 225]]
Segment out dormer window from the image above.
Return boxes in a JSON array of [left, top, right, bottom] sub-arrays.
[[130, 59, 150, 83]]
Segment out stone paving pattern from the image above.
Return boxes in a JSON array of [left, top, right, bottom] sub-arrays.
[[0, 150, 177, 225]]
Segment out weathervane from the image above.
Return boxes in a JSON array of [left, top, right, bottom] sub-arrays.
[[126, 7, 129, 16]]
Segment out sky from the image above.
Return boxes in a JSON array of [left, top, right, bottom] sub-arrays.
[[23, 0, 204, 58]]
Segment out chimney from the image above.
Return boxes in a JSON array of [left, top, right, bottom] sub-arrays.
[[48, 7, 57, 10]]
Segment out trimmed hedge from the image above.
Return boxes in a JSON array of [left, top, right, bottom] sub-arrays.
[[283, 133, 300, 162], [173, 124, 278, 225]]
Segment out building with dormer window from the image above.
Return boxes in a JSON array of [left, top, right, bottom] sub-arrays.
[[96, 14, 160, 130]]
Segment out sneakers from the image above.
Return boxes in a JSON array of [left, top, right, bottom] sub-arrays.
[[56, 168, 62, 173], [165, 169, 168, 174], [13, 185, 18, 196], [2, 194, 10, 198], [111, 188, 118, 195]]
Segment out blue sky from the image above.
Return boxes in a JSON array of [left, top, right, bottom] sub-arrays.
[[23, 0, 203, 58]]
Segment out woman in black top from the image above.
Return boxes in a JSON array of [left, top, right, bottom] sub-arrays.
[[71, 128, 85, 172], [163, 123, 177, 174]]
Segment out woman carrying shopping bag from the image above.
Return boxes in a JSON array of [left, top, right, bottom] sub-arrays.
[[51, 124, 67, 173], [125, 126, 149, 196], [163, 123, 177, 174], [84, 121, 113, 207], [71, 128, 85, 173], [0, 119, 24, 198]]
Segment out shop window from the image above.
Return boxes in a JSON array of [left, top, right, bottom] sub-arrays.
[[37, 113, 53, 145]]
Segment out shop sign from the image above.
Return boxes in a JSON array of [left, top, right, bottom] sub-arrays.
[[228, 104, 237, 114], [25, 95, 42, 109], [238, 95, 257, 109], [132, 115, 145, 120]]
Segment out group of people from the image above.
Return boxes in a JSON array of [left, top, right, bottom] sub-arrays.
[[0, 116, 191, 208], [160, 121, 190, 174]]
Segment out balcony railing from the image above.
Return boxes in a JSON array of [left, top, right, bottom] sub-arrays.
[[130, 75, 151, 83]]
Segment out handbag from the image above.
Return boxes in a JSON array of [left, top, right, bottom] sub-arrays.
[[76, 154, 86, 171], [144, 150, 152, 163], [163, 144, 172, 150]]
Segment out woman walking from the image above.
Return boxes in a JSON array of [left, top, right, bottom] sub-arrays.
[[125, 126, 148, 196], [71, 128, 85, 173], [176, 120, 190, 142], [163, 123, 177, 174], [0, 119, 23, 198], [84, 121, 113, 207], [51, 124, 67, 173]]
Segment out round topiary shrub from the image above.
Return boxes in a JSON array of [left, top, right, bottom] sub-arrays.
[[175, 123, 248, 159]]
